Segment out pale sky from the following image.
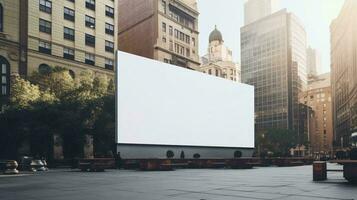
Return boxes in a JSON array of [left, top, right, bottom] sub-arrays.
[[198, 0, 345, 74]]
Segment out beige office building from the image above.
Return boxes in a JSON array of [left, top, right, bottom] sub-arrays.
[[331, 0, 357, 150], [300, 73, 333, 156], [200, 26, 240, 82], [118, 0, 200, 70], [26, 0, 117, 77], [0, 0, 117, 104]]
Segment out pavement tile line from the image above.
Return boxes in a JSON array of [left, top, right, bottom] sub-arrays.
[[220, 188, 354, 200], [1, 166, 356, 200], [167, 189, 277, 200]]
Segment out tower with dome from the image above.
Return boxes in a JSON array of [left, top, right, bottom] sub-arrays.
[[199, 26, 241, 82]]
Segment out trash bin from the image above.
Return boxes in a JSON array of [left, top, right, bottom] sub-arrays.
[[313, 161, 327, 181]]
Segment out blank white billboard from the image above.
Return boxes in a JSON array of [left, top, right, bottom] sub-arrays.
[[117, 51, 254, 148]]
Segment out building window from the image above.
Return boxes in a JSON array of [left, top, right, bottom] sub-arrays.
[[85, 34, 95, 47], [186, 48, 190, 57], [192, 38, 196, 46], [180, 32, 184, 41], [161, 0, 166, 14], [38, 41, 51, 54], [169, 40, 173, 51], [69, 70, 75, 79], [38, 64, 51, 74], [105, 23, 114, 35], [169, 26, 172, 36], [105, 6, 114, 18], [64, 7, 75, 21], [85, 53, 95, 65], [180, 46, 184, 55], [185, 35, 190, 44], [67, 0, 75, 2], [85, 0, 95, 11], [63, 47, 74, 60], [105, 40, 114, 52], [105, 58, 114, 70], [162, 37, 166, 43], [39, 19, 52, 34], [0, 56, 9, 96], [39, 0, 52, 14], [174, 43, 179, 53], [0, 4, 3, 32], [64, 27, 75, 41], [85, 15, 95, 29], [162, 22, 166, 33], [208, 69, 212, 74]]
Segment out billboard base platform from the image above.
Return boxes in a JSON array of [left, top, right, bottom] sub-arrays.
[[116, 143, 254, 159], [122, 158, 257, 170], [120, 157, 315, 170]]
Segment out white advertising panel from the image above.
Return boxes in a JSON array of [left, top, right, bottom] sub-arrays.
[[117, 51, 254, 148]]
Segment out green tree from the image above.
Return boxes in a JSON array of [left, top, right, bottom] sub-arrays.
[[9, 76, 41, 108], [258, 129, 299, 157], [0, 66, 115, 161]]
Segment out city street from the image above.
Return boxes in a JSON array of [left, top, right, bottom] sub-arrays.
[[0, 164, 356, 200]]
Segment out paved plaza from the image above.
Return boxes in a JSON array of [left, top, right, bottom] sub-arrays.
[[0, 164, 356, 200]]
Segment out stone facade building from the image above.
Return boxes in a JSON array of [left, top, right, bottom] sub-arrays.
[[1, 0, 118, 159], [25, 0, 117, 77], [199, 26, 240, 82], [0, 0, 117, 107], [118, 0, 200, 70], [301, 73, 333, 156], [0, 0, 21, 106]]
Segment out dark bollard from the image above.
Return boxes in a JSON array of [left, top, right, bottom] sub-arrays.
[[350, 148, 357, 160], [4, 160, 19, 175], [343, 164, 357, 183], [313, 161, 327, 181]]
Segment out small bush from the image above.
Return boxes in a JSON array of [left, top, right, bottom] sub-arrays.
[[193, 153, 200, 159], [234, 150, 242, 158], [166, 150, 174, 159]]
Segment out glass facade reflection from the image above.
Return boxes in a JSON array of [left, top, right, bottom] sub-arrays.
[[241, 9, 307, 133]]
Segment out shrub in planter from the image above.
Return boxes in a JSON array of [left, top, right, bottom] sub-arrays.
[[193, 153, 201, 159], [234, 150, 242, 158], [166, 150, 174, 159]]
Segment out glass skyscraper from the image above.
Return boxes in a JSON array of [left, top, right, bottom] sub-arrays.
[[241, 9, 307, 134]]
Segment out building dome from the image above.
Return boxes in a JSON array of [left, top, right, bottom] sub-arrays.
[[209, 25, 223, 43]]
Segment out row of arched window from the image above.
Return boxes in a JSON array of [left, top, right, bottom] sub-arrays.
[[1, 4, 8, 97]]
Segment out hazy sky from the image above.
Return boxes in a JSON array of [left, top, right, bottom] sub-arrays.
[[198, 0, 345, 74]]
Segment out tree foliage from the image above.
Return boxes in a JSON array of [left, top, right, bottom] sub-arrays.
[[0, 67, 115, 160], [256, 129, 302, 157]]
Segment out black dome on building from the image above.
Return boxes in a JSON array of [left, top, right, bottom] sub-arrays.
[[209, 25, 223, 43]]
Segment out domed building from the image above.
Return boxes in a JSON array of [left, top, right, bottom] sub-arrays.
[[199, 26, 241, 82]]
